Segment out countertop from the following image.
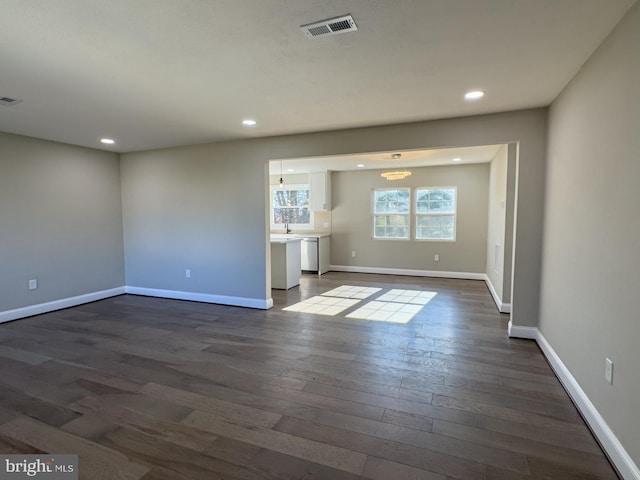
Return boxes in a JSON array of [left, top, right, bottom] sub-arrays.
[[270, 233, 331, 239], [270, 236, 302, 244]]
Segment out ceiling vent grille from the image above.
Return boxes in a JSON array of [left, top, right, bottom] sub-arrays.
[[301, 15, 357, 38], [0, 96, 22, 107]]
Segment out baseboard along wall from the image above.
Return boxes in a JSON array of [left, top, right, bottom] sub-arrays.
[[508, 322, 639, 480]]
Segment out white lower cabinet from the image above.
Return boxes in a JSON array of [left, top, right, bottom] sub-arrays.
[[270, 239, 301, 289]]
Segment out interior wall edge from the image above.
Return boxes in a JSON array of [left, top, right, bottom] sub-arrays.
[[484, 275, 511, 313]]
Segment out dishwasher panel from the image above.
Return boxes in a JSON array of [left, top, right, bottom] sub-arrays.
[[300, 238, 318, 271]]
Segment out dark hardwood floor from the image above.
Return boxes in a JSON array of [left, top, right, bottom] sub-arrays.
[[0, 272, 619, 479]]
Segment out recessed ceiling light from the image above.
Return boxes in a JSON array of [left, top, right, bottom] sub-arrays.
[[464, 90, 485, 101], [356, 164, 365, 168], [452, 158, 461, 162], [391, 153, 401, 159], [242, 119, 257, 126], [287, 168, 295, 172], [100, 138, 115, 144]]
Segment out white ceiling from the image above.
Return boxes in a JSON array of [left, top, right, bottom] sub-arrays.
[[0, 0, 635, 153]]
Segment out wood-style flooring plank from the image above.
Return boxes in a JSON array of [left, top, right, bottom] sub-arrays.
[[273, 414, 487, 480], [0, 417, 150, 479], [182, 410, 368, 475], [0, 273, 619, 480]]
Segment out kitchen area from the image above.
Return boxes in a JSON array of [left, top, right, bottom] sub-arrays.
[[269, 169, 331, 290]]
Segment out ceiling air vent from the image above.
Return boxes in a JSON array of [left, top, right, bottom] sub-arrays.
[[301, 14, 357, 38], [0, 96, 22, 107]]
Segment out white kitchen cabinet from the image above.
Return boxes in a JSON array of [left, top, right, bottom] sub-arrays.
[[309, 172, 331, 211], [270, 238, 301, 289], [318, 235, 330, 275]]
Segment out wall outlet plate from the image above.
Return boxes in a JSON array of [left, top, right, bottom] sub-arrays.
[[28, 279, 37, 290], [605, 358, 613, 385]]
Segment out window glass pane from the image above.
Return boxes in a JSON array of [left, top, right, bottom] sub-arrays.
[[416, 214, 455, 240], [416, 200, 429, 213], [416, 188, 456, 213], [415, 188, 456, 240], [272, 186, 310, 225], [373, 188, 410, 214], [373, 214, 409, 239]]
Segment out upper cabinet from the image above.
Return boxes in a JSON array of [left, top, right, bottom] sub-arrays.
[[309, 171, 332, 211]]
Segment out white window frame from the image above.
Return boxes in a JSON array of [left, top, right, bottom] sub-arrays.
[[270, 183, 313, 231], [371, 187, 411, 240], [414, 186, 457, 242]]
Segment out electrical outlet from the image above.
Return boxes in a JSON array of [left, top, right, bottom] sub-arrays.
[[351, 250, 356, 257], [185, 269, 191, 279], [434, 254, 439, 262], [605, 358, 613, 385], [28, 279, 37, 290]]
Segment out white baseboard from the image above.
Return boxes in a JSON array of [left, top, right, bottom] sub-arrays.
[[0, 287, 126, 324], [329, 265, 486, 281], [124, 286, 272, 310], [507, 319, 538, 339], [509, 325, 639, 480], [484, 275, 511, 313]]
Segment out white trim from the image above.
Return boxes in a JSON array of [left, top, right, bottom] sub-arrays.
[[507, 319, 537, 339], [0, 287, 125, 324], [484, 275, 511, 313], [124, 286, 272, 310], [508, 325, 639, 480], [329, 265, 485, 281]]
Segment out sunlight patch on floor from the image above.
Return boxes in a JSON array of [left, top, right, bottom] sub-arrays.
[[321, 285, 382, 299], [283, 296, 360, 316], [346, 301, 425, 323], [377, 289, 437, 305]]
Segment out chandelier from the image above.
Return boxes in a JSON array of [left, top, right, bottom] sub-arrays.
[[381, 153, 411, 180]]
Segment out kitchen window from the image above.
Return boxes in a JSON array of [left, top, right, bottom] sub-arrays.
[[372, 187, 410, 240], [415, 187, 457, 241], [271, 184, 312, 230]]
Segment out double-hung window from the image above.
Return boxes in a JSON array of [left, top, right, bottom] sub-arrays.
[[415, 187, 457, 241], [372, 188, 410, 240], [271, 184, 311, 229]]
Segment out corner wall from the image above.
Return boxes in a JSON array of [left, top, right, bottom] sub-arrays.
[[0, 132, 125, 321], [120, 108, 547, 328], [540, 2, 639, 474]]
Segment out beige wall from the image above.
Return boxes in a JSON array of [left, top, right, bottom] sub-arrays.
[[331, 163, 489, 272], [0, 132, 124, 314], [121, 108, 547, 327], [540, 2, 639, 466], [486, 145, 509, 301]]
